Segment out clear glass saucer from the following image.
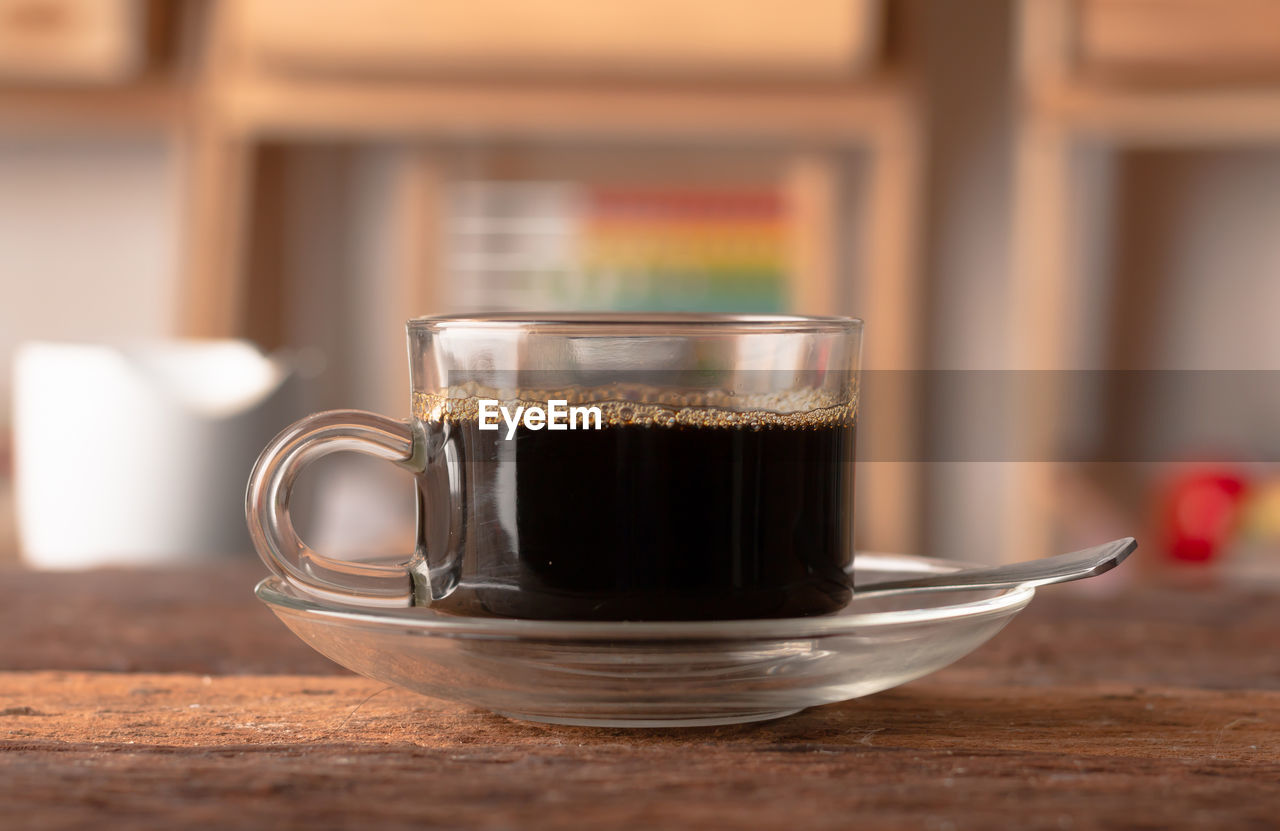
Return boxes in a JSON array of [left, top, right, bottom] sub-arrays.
[[256, 553, 1034, 727]]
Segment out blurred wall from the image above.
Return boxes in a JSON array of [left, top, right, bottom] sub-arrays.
[[0, 136, 178, 424], [919, 0, 1016, 558], [1117, 150, 1280, 372], [1110, 149, 1280, 468]]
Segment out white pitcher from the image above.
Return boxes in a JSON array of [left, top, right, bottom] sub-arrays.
[[14, 340, 311, 567]]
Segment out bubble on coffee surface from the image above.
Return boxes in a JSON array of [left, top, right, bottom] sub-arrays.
[[412, 380, 857, 430]]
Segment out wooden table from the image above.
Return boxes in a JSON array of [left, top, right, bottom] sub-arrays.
[[2, 563, 1277, 829]]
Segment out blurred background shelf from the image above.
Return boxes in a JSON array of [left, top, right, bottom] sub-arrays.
[[1009, 0, 1280, 564], [172, 0, 925, 556], [0, 0, 926, 558], [5, 0, 1278, 572]]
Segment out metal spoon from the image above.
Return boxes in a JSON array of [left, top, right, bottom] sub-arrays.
[[855, 537, 1137, 598]]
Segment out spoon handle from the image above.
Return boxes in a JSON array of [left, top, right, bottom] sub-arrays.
[[856, 537, 1137, 597]]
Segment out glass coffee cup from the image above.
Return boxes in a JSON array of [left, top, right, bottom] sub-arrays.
[[247, 314, 861, 620]]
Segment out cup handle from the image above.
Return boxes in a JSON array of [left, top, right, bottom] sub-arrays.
[[246, 410, 422, 607]]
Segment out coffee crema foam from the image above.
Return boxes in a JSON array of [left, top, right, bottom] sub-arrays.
[[412, 382, 857, 430]]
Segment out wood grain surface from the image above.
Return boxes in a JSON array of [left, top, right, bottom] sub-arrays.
[[1, 563, 1277, 830]]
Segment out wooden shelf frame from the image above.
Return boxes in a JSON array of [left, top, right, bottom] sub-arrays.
[[1033, 86, 1280, 146], [0, 75, 186, 133], [216, 76, 912, 144]]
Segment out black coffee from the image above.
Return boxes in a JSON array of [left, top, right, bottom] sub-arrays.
[[414, 395, 855, 620]]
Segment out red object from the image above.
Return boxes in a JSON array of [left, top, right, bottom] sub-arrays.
[[1161, 469, 1248, 562]]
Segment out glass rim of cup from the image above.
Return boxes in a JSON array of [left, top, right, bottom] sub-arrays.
[[408, 313, 863, 335]]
